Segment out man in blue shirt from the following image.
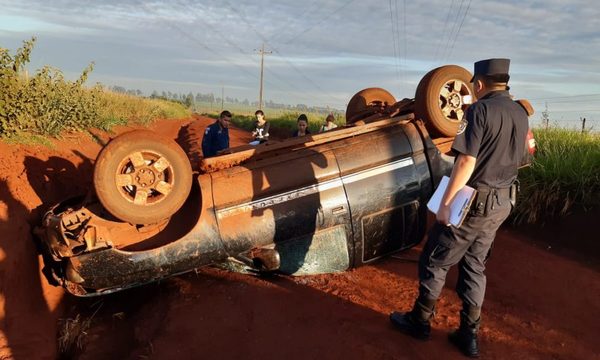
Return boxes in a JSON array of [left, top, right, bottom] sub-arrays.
[[202, 110, 231, 158]]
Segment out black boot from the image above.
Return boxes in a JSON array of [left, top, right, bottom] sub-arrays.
[[448, 307, 481, 358], [389, 298, 435, 340]]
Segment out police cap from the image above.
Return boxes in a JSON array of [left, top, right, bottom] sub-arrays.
[[471, 58, 510, 83]]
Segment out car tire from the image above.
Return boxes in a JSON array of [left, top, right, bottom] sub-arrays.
[[415, 65, 474, 137], [93, 130, 193, 224], [346, 88, 396, 124]]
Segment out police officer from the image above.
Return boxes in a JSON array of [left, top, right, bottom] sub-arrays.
[[390, 59, 529, 358], [202, 110, 232, 158]]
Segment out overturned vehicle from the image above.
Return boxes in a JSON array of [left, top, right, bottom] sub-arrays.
[[35, 65, 534, 296]]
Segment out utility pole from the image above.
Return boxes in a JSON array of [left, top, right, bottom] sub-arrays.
[[221, 83, 224, 111], [255, 43, 271, 110]]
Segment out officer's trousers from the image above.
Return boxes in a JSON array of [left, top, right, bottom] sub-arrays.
[[417, 194, 512, 308]]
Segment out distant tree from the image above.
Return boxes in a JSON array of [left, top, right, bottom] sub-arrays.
[[112, 85, 126, 93], [151, 90, 159, 98], [184, 93, 194, 107]]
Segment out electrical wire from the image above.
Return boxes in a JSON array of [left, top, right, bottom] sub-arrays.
[[441, 0, 465, 62], [281, 0, 357, 45], [222, 0, 347, 105], [389, 0, 401, 89], [434, 0, 456, 63], [444, 0, 471, 62]]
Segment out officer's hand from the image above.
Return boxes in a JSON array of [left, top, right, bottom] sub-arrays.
[[436, 204, 451, 226]]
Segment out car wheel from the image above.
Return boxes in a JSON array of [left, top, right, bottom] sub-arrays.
[[93, 130, 193, 224], [415, 65, 474, 137], [346, 88, 396, 124]]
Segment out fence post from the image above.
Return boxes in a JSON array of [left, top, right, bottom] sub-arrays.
[[581, 117, 586, 133]]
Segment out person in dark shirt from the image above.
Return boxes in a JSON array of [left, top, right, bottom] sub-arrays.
[[201, 110, 231, 158], [252, 109, 270, 144], [389, 59, 529, 358], [291, 114, 311, 137]]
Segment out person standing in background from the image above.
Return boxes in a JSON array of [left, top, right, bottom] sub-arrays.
[[252, 109, 270, 144], [201, 110, 231, 158], [292, 114, 311, 137], [319, 114, 338, 132]]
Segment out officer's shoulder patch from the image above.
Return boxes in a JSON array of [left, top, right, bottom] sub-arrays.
[[457, 117, 468, 135]]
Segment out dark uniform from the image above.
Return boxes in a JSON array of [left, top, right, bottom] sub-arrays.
[[391, 58, 529, 357], [201, 121, 229, 158], [419, 90, 529, 308]]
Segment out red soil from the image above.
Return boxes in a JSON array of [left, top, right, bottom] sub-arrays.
[[0, 116, 597, 360]]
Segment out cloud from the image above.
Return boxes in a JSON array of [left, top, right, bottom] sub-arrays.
[[0, 0, 599, 121]]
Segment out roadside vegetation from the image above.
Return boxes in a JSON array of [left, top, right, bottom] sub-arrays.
[[204, 110, 344, 136], [0, 37, 190, 140], [3, 39, 596, 227], [513, 127, 600, 224]]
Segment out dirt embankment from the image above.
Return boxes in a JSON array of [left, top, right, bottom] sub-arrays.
[[0, 116, 598, 360]]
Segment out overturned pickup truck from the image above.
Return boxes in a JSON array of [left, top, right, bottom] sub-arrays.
[[35, 65, 534, 296]]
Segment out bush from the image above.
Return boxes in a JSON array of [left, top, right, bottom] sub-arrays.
[[513, 127, 600, 224], [0, 37, 190, 139]]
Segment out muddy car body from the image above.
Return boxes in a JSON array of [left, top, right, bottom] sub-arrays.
[[36, 65, 532, 296]]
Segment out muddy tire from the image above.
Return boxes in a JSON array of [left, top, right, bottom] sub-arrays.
[[346, 88, 396, 124], [179, 120, 205, 170], [93, 130, 193, 225], [415, 65, 474, 137]]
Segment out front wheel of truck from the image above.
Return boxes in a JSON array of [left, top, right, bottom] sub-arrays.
[[93, 130, 193, 225]]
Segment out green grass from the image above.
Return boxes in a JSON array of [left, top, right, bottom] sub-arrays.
[[96, 91, 191, 129], [513, 127, 600, 224], [204, 109, 345, 137], [1, 37, 191, 140]]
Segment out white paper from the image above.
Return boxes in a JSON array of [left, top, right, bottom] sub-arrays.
[[427, 176, 476, 227]]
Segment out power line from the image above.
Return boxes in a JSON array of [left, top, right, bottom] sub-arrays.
[[526, 93, 600, 101], [441, 0, 465, 62], [389, 0, 401, 88], [281, 0, 357, 45], [222, 1, 347, 106], [402, 0, 407, 93], [149, 0, 332, 107], [444, 0, 472, 62], [434, 0, 456, 63]]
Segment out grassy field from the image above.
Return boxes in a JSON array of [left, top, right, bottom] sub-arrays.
[[1, 38, 190, 140], [513, 127, 600, 224], [201, 107, 345, 136]]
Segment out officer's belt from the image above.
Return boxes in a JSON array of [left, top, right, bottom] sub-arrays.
[[475, 186, 511, 198]]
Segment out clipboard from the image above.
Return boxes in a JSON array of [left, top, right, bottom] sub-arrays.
[[427, 176, 477, 227]]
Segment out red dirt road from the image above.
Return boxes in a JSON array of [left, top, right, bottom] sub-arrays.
[[0, 117, 598, 359]]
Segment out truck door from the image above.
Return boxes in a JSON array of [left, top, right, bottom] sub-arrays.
[[332, 123, 432, 266], [211, 145, 352, 274]]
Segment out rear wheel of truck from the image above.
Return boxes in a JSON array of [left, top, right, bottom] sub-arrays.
[[415, 65, 474, 137], [93, 130, 193, 225], [346, 88, 396, 124]]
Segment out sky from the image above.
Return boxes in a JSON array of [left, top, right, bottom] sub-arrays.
[[1, 0, 599, 128]]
